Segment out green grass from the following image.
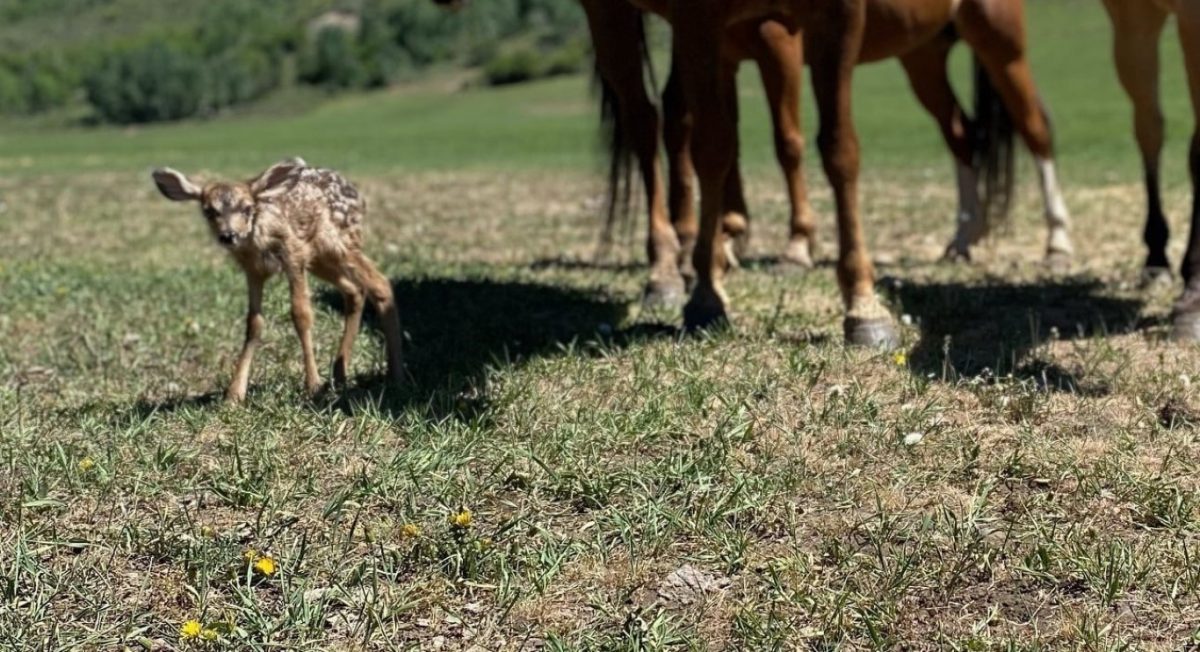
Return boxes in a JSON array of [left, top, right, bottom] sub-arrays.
[[0, 0, 1193, 186], [5, 1, 1200, 649]]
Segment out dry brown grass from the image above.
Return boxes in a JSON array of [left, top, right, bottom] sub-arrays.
[[3, 167, 1200, 650]]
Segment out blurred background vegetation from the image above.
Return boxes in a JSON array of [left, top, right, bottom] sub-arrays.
[[0, 0, 589, 125]]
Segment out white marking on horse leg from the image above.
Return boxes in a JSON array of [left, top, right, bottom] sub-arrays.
[[946, 160, 984, 258], [1037, 156, 1074, 257]]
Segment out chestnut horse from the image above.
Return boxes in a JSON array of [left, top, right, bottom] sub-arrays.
[[661, 0, 1074, 269], [665, 0, 901, 345], [1102, 0, 1200, 340], [591, 0, 1073, 316]]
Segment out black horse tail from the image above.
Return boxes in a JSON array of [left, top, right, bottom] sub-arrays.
[[593, 11, 655, 258], [973, 54, 1016, 234]]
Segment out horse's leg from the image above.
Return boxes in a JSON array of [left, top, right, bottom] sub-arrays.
[[581, 0, 685, 308], [663, 59, 699, 284], [673, 3, 737, 329], [809, 1, 899, 347], [898, 38, 981, 261], [756, 22, 815, 268], [721, 57, 751, 266], [959, 0, 1074, 265], [1104, 0, 1170, 283], [1171, 3, 1200, 340], [960, 1, 1075, 267]]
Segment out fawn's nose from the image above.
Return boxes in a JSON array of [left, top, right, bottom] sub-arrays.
[[218, 231, 237, 246]]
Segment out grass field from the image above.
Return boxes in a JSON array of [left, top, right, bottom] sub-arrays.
[[6, 1, 1200, 649]]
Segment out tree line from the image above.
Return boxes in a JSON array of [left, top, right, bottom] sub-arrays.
[[0, 0, 587, 124]]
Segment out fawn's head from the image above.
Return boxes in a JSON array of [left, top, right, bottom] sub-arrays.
[[152, 158, 306, 249]]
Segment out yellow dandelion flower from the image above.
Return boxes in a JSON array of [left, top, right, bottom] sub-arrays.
[[200, 628, 219, 641], [892, 351, 908, 366], [450, 509, 473, 528], [199, 525, 215, 538], [180, 620, 202, 639], [400, 523, 422, 538], [78, 457, 95, 472], [253, 556, 277, 576]]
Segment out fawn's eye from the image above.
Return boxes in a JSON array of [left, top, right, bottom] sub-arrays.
[[202, 207, 219, 220]]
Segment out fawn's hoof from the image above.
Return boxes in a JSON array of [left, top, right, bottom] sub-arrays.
[[844, 316, 901, 350], [332, 360, 349, 388], [683, 289, 730, 332]]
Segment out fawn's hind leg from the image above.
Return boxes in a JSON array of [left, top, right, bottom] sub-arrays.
[[353, 252, 403, 383], [329, 273, 365, 388], [286, 265, 321, 396], [227, 271, 266, 404]]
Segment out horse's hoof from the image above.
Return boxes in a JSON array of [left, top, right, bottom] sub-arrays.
[[1140, 266, 1173, 290], [1043, 250, 1072, 273], [781, 241, 814, 269], [1172, 310, 1200, 342], [683, 290, 730, 332], [844, 316, 900, 350], [942, 243, 971, 264], [642, 278, 687, 310]]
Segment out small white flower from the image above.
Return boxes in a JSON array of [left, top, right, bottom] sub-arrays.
[[903, 432, 924, 446]]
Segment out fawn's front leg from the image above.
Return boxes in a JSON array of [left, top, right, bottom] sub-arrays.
[[227, 272, 266, 404], [286, 266, 321, 396]]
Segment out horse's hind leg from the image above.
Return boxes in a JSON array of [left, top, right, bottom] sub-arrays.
[[756, 22, 815, 268], [1170, 3, 1200, 340], [959, 0, 1074, 265], [663, 61, 699, 282], [898, 37, 981, 261], [720, 57, 751, 266], [582, 0, 684, 308], [1105, 0, 1170, 283]]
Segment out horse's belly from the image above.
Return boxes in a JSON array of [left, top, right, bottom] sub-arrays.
[[859, 0, 957, 62]]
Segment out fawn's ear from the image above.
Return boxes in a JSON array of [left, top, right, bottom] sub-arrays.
[[249, 158, 305, 199], [152, 168, 202, 202]]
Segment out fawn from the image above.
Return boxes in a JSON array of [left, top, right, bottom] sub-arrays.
[[152, 158, 403, 403]]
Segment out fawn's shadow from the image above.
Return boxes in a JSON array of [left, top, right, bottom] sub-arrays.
[[317, 276, 676, 419], [891, 277, 1148, 394]]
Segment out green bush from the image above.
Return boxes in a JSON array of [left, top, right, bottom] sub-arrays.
[[23, 67, 73, 112], [542, 38, 588, 78], [0, 65, 25, 113], [208, 47, 280, 109], [483, 48, 542, 87], [84, 41, 209, 124], [300, 27, 368, 90]]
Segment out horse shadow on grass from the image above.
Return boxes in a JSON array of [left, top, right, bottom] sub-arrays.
[[315, 276, 677, 420], [889, 276, 1149, 394]]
